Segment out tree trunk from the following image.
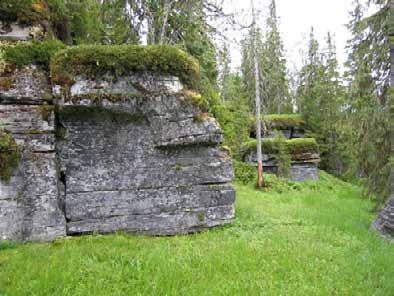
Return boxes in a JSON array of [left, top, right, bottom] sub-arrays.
[[251, 0, 264, 188], [159, 0, 171, 44]]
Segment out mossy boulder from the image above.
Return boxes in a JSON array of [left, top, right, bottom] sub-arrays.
[[250, 114, 306, 138], [264, 114, 305, 129], [50, 45, 200, 89], [0, 130, 19, 181], [241, 137, 319, 158]]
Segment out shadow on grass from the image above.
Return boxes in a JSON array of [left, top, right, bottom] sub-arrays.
[[0, 241, 18, 251]]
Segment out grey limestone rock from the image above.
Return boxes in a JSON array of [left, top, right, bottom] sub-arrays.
[[244, 150, 320, 181], [0, 30, 235, 240], [0, 22, 31, 41], [56, 74, 235, 236], [372, 197, 394, 240], [0, 66, 51, 104], [0, 100, 66, 241]]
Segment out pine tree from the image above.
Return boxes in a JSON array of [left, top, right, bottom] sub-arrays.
[[241, 27, 264, 111], [261, 0, 291, 113], [296, 29, 349, 173], [218, 42, 231, 102], [297, 27, 325, 129], [101, 0, 140, 45], [345, 0, 391, 204], [319, 32, 346, 172]]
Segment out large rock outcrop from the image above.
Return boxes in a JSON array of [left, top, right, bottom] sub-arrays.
[[0, 36, 235, 241], [0, 65, 66, 241], [56, 74, 235, 236], [242, 136, 320, 182]]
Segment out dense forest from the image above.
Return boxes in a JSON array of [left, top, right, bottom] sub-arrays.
[[0, 0, 391, 204]]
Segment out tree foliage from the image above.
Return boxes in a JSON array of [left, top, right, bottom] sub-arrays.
[[344, 0, 391, 204]]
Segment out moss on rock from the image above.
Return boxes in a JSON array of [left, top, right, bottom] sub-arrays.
[[2, 39, 66, 70], [38, 104, 53, 122], [286, 138, 318, 155], [249, 114, 305, 134], [0, 130, 19, 181], [0, 76, 15, 90], [264, 114, 305, 129], [50, 45, 200, 89], [241, 137, 319, 157]]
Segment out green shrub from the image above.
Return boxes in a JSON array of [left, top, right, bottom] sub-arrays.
[[241, 138, 282, 156], [272, 132, 291, 178], [2, 39, 66, 69], [233, 160, 256, 184], [50, 45, 200, 89], [0, 130, 19, 181]]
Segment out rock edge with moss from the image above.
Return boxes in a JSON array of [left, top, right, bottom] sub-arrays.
[[50, 45, 200, 90]]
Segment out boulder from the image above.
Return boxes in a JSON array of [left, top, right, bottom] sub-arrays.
[[372, 197, 394, 240], [56, 74, 235, 236]]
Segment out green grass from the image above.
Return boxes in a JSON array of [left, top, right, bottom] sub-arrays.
[[0, 172, 393, 295]]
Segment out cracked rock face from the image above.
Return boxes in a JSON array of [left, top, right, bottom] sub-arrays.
[[0, 90, 66, 241], [57, 75, 235, 236], [0, 66, 235, 240]]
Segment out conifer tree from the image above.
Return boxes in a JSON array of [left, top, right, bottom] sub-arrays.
[[218, 42, 232, 102], [261, 0, 291, 113], [296, 27, 325, 128], [345, 0, 390, 204]]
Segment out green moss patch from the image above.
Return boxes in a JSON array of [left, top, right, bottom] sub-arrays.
[[241, 137, 319, 157], [50, 45, 200, 89], [264, 114, 305, 129], [0, 130, 19, 181], [2, 39, 66, 70], [286, 138, 319, 155]]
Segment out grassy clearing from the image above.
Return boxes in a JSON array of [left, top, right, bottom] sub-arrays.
[[0, 172, 393, 295]]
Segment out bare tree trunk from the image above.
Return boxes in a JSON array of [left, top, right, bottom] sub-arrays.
[[159, 0, 171, 44], [251, 0, 264, 188]]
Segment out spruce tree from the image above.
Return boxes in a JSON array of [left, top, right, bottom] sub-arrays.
[[261, 0, 291, 113], [345, 0, 390, 204], [218, 42, 232, 102], [297, 27, 325, 130]]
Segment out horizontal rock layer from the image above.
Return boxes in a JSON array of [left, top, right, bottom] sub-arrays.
[[57, 81, 234, 235], [244, 151, 320, 181], [0, 96, 66, 241], [0, 37, 235, 240]]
